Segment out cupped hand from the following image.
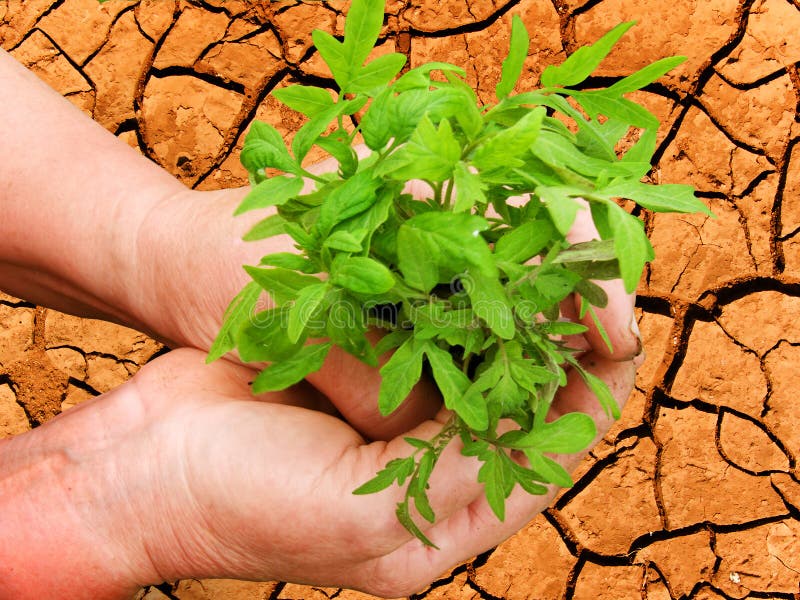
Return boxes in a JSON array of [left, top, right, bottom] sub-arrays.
[[2, 346, 636, 598]]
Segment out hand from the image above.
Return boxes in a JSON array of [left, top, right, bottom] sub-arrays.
[[0, 347, 637, 599]]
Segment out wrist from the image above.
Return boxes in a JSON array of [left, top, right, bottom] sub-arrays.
[[0, 419, 148, 598]]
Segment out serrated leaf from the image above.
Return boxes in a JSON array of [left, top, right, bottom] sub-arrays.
[[259, 252, 318, 273], [601, 180, 713, 215], [478, 451, 513, 521], [287, 283, 328, 343], [577, 363, 620, 418], [352, 456, 415, 495], [378, 337, 424, 415], [496, 14, 529, 100], [382, 116, 461, 182], [237, 307, 305, 363], [463, 269, 516, 340], [343, 0, 384, 68], [540, 21, 635, 88], [317, 170, 381, 235], [524, 449, 574, 488], [396, 500, 437, 548], [293, 96, 367, 163], [570, 90, 659, 129], [361, 87, 395, 150], [347, 52, 407, 93], [424, 342, 489, 430], [272, 84, 334, 118], [324, 230, 363, 252], [524, 412, 597, 453], [332, 256, 395, 294], [538, 186, 582, 236], [453, 162, 487, 212], [243, 214, 287, 242], [240, 121, 301, 175], [244, 266, 321, 304], [605, 55, 687, 95], [207, 281, 261, 363], [394, 61, 466, 91], [251, 342, 331, 393], [234, 176, 304, 216], [312, 29, 350, 88], [607, 203, 654, 293], [472, 107, 545, 172], [494, 219, 555, 263]]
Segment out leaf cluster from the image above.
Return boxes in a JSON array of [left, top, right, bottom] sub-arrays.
[[209, 0, 708, 546]]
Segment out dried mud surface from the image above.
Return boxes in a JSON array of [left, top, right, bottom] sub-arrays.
[[2, 0, 800, 598]]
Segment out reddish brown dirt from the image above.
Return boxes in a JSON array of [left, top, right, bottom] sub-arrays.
[[2, 0, 800, 598]]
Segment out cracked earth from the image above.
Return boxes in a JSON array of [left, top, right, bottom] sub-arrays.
[[1, 0, 800, 598]]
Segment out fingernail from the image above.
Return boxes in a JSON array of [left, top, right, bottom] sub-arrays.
[[630, 315, 643, 356]]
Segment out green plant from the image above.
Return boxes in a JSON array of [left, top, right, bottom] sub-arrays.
[[209, 0, 708, 546]]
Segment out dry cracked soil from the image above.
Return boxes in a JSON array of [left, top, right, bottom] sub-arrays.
[[2, 0, 800, 598]]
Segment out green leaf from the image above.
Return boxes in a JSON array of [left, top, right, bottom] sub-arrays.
[[576, 363, 620, 418], [424, 342, 488, 430], [293, 96, 367, 163], [312, 29, 350, 88], [234, 176, 304, 216], [554, 239, 617, 263], [347, 53, 407, 93], [525, 412, 597, 453], [272, 84, 334, 118], [244, 266, 321, 304], [251, 342, 331, 393], [570, 91, 659, 129], [240, 121, 301, 175], [394, 61, 466, 91], [243, 214, 287, 242], [463, 270, 516, 340], [382, 116, 461, 182], [494, 219, 555, 263], [207, 281, 261, 363], [237, 308, 305, 363], [316, 135, 359, 178], [317, 170, 381, 235], [606, 203, 654, 293], [353, 456, 415, 495], [452, 162, 487, 212], [396, 500, 437, 548], [472, 107, 545, 171], [332, 256, 395, 294], [323, 230, 363, 253], [361, 87, 395, 150], [524, 450, 574, 488], [495, 15, 529, 100], [397, 212, 495, 292], [538, 186, 582, 236], [601, 180, 713, 215], [605, 55, 687, 95], [378, 337, 424, 415], [259, 252, 318, 273], [343, 0, 384, 68], [287, 283, 328, 343], [540, 21, 635, 88], [478, 451, 513, 521], [575, 279, 609, 308]]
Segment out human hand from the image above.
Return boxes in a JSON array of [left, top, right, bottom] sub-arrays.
[[0, 347, 637, 599]]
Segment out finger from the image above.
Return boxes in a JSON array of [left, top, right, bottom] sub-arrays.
[[567, 204, 641, 361], [306, 330, 441, 442]]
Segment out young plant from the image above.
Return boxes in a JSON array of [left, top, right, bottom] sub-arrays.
[[209, 0, 709, 546]]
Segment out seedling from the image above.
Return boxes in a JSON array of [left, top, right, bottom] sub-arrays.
[[209, 0, 709, 546]]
